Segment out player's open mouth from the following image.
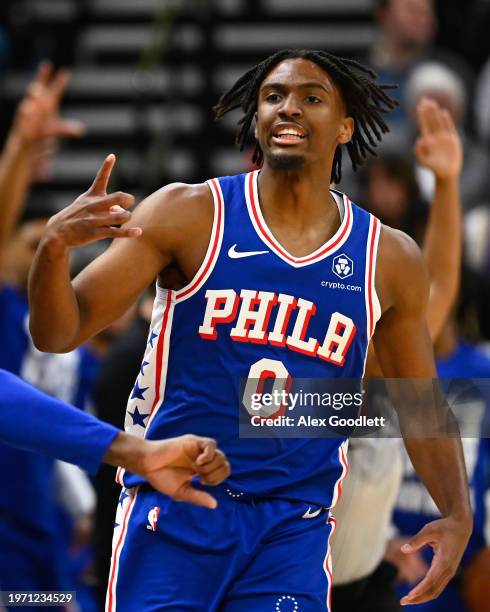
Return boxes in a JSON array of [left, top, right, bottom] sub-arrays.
[[271, 125, 306, 145]]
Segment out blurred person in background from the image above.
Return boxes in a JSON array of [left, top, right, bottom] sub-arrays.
[[391, 291, 490, 612], [0, 62, 98, 602], [406, 59, 490, 341], [360, 153, 427, 240], [405, 61, 490, 212], [463, 207, 490, 341], [370, 0, 473, 148], [474, 46, 490, 147]]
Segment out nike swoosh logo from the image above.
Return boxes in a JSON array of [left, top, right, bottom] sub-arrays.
[[228, 244, 269, 259], [302, 506, 323, 519]]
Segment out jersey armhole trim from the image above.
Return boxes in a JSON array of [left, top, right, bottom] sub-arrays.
[[155, 178, 224, 304], [365, 215, 382, 339]]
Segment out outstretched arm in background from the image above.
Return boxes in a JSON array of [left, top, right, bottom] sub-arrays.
[[415, 98, 463, 340], [0, 369, 230, 508], [365, 98, 463, 376], [0, 62, 83, 267]]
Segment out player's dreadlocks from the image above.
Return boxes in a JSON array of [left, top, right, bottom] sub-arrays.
[[213, 49, 398, 184]]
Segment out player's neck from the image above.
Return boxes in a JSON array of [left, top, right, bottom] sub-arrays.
[[258, 163, 336, 225]]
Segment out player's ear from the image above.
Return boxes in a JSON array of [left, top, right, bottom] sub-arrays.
[[254, 112, 258, 139], [337, 116, 354, 145]]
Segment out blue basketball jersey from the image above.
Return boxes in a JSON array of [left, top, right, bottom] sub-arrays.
[[119, 170, 381, 507]]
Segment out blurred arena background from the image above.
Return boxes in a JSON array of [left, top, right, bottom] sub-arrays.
[[1, 0, 490, 611]]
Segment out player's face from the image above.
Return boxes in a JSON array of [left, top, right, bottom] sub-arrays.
[[255, 58, 353, 172]]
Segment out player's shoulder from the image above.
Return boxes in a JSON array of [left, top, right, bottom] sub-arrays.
[[149, 181, 213, 215], [132, 181, 213, 229], [378, 224, 422, 266], [376, 224, 429, 313]]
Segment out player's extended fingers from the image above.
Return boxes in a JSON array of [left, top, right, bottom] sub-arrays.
[[413, 137, 428, 161], [424, 99, 444, 134], [401, 524, 434, 554], [28, 61, 52, 95], [400, 561, 452, 605], [440, 108, 457, 134], [87, 191, 135, 214], [194, 438, 218, 466], [416, 97, 433, 136], [199, 461, 231, 486], [49, 68, 71, 105], [92, 226, 142, 241], [87, 154, 116, 196], [46, 118, 85, 139], [177, 485, 218, 509], [89, 210, 132, 227]]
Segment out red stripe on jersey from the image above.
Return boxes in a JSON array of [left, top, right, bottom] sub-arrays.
[[107, 489, 137, 612], [177, 178, 223, 300], [335, 443, 349, 502], [367, 217, 379, 338], [325, 515, 337, 611], [248, 172, 352, 265], [115, 466, 123, 486]]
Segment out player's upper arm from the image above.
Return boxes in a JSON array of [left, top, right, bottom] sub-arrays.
[[72, 182, 212, 344], [373, 225, 437, 378]]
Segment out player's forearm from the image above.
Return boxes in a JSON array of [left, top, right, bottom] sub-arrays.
[[423, 176, 461, 340], [0, 369, 119, 474], [0, 131, 34, 257], [28, 236, 82, 352], [403, 436, 472, 522], [103, 431, 147, 474]]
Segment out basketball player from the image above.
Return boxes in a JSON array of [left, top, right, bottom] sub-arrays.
[[29, 50, 472, 610], [0, 369, 229, 508]]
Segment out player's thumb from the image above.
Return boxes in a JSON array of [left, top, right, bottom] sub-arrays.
[[181, 486, 218, 510], [401, 527, 432, 554], [48, 118, 85, 138]]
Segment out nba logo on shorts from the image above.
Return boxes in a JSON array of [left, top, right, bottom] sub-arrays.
[[147, 506, 160, 531], [332, 253, 354, 279]]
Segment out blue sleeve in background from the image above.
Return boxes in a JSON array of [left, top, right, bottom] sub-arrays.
[[0, 369, 119, 474]]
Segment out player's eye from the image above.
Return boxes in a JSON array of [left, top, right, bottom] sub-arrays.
[[305, 95, 322, 103], [265, 93, 281, 103]]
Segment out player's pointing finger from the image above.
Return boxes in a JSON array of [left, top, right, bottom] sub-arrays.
[[88, 154, 116, 196]]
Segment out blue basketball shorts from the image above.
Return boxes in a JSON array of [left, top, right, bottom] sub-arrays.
[[106, 484, 335, 611]]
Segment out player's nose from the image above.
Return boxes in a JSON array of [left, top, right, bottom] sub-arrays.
[[278, 93, 303, 118]]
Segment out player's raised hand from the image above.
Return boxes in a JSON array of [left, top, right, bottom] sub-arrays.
[[13, 61, 84, 144], [414, 97, 463, 180], [138, 435, 231, 509], [44, 154, 141, 249], [399, 515, 471, 605]]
